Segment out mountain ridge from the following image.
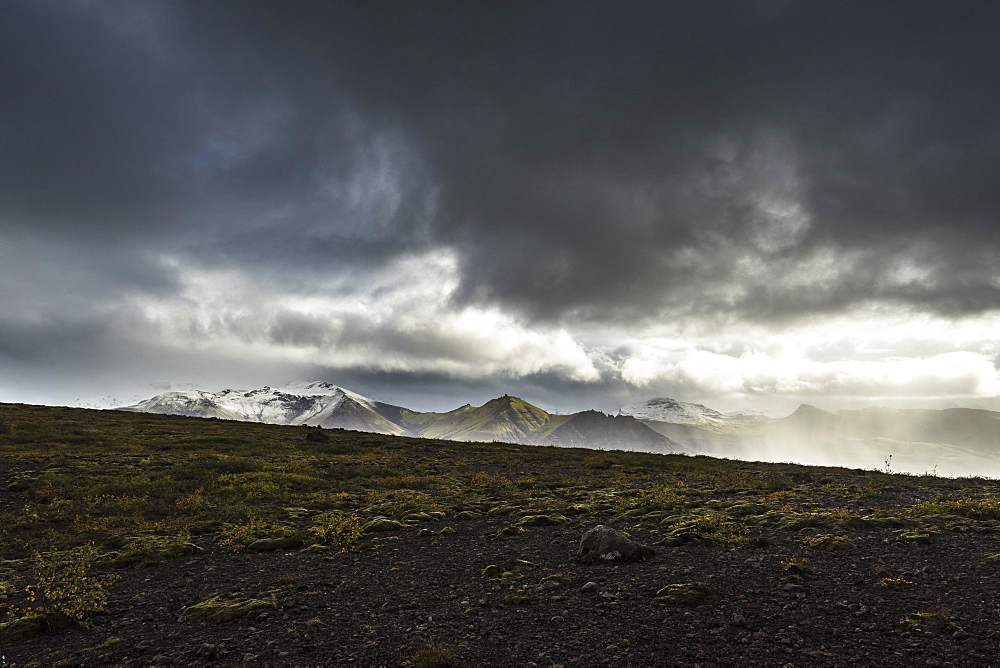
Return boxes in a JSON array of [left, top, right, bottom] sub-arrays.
[[631, 399, 1000, 477], [123, 383, 684, 455]]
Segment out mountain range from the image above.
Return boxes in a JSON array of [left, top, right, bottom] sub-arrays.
[[621, 398, 1000, 478], [122, 384, 1000, 477], [122, 382, 685, 455]]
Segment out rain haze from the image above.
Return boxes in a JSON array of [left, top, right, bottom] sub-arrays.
[[3, 0, 1000, 424]]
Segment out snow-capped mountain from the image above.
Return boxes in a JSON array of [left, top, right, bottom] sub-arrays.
[[74, 383, 202, 410], [122, 381, 407, 434], [122, 383, 687, 454], [618, 397, 768, 426]]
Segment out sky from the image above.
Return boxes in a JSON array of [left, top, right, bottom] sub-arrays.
[[3, 0, 1000, 415]]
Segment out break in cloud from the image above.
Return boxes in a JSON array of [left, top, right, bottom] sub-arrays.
[[2, 0, 1000, 413]]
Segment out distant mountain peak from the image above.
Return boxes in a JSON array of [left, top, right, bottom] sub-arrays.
[[620, 397, 722, 424], [619, 396, 771, 427], [790, 403, 833, 417]]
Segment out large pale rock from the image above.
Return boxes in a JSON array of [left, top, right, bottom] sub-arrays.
[[577, 525, 653, 562]]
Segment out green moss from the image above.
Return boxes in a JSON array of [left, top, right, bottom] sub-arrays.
[[0, 615, 48, 642], [655, 583, 717, 607], [514, 514, 569, 526], [803, 534, 854, 551], [0, 612, 74, 642], [181, 595, 277, 623], [894, 529, 938, 545], [901, 612, 957, 633], [244, 536, 303, 552], [105, 535, 201, 568], [361, 518, 406, 533]]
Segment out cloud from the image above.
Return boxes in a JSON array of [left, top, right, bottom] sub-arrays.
[[122, 249, 600, 384], [4, 1, 1000, 412], [615, 310, 1000, 405]]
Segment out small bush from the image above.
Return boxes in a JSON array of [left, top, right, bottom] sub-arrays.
[[309, 513, 364, 549], [16, 545, 116, 626]]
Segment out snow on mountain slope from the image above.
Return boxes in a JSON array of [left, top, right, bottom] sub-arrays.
[[618, 397, 768, 426], [123, 382, 388, 428]]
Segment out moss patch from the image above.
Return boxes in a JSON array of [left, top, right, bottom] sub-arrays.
[[181, 595, 277, 623], [655, 583, 717, 607]]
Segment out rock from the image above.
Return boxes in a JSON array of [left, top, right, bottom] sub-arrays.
[[577, 525, 653, 563], [0, 615, 48, 642], [0, 612, 74, 643], [305, 429, 330, 443], [581, 581, 599, 593], [655, 583, 717, 607], [538, 574, 571, 591], [197, 643, 221, 660]]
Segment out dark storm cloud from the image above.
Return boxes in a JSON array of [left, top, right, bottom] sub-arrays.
[[6, 0, 1000, 321], [209, 0, 1000, 322], [0, 0, 436, 257], [4, 0, 1000, 407]]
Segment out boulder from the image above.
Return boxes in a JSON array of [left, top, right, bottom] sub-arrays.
[[577, 525, 653, 562], [305, 429, 330, 443]]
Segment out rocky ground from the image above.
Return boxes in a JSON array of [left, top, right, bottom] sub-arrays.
[[4, 512, 998, 666]]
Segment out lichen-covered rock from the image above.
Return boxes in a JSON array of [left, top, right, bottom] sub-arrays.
[[655, 583, 717, 607], [0, 612, 74, 642], [245, 536, 303, 553], [0, 615, 47, 642], [181, 596, 277, 623], [487, 505, 521, 516], [106, 535, 202, 567], [516, 514, 569, 527], [362, 517, 406, 533], [577, 525, 653, 562]]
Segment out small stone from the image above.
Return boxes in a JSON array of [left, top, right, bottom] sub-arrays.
[[581, 581, 599, 593]]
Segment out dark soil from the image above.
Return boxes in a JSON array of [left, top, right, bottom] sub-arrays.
[[4, 513, 998, 666]]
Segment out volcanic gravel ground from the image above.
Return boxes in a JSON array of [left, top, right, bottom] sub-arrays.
[[4, 515, 1000, 666]]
